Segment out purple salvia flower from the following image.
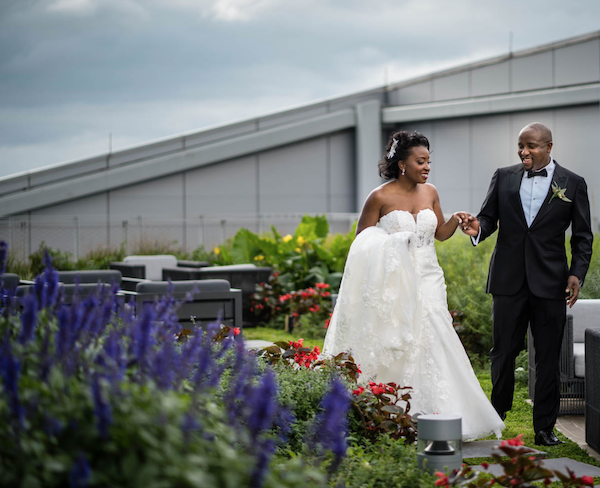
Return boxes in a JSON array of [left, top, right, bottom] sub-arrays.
[[191, 333, 215, 389], [0, 343, 24, 427], [69, 452, 91, 488], [150, 334, 177, 390], [247, 368, 278, 441], [91, 374, 112, 439], [134, 304, 156, 371], [56, 307, 74, 359], [309, 377, 350, 464], [273, 405, 295, 444], [0, 240, 7, 275], [41, 250, 60, 309], [18, 292, 38, 344], [96, 329, 125, 382], [223, 341, 257, 423], [177, 326, 204, 381], [181, 411, 201, 446], [250, 438, 275, 488]]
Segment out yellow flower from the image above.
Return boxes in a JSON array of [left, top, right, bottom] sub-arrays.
[[283, 234, 293, 243], [254, 254, 265, 262], [214, 246, 220, 255], [297, 236, 306, 246], [295, 247, 301, 253]]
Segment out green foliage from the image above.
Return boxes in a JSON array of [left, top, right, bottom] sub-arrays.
[[436, 233, 496, 362], [331, 435, 436, 488]]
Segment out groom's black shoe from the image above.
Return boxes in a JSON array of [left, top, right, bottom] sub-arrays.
[[534, 429, 564, 446], [499, 412, 507, 421]]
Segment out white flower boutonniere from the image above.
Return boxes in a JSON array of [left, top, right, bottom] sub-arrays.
[[548, 181, 571, 204]]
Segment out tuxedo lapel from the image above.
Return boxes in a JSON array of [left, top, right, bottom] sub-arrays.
[[530, 162, 570, 228], [508, 165, 527, 225]]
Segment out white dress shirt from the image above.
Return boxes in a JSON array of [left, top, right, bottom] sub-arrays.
[[472, 156, 554, 245]]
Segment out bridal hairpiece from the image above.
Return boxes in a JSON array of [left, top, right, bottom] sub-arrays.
[[387, 138, 399, 159]]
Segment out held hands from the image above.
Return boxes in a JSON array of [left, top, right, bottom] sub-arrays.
[[452, 212, 479, 236], [566, 275, 581, 308]]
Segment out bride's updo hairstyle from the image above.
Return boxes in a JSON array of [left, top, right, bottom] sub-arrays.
[[378, 130, 430, 180]]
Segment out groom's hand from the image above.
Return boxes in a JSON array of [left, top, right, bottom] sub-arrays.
[[566, 275, 581, 308], [455, 213, 479, 236]]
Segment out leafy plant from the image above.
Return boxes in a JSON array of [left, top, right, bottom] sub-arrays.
[[351, 381, 416, 443], [0, 245, 346, 488], [438, 435, 595, 487]]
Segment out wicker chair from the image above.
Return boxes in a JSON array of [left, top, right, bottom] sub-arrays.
[[585, 327, 600, 451], [528, 299, 600, 415]]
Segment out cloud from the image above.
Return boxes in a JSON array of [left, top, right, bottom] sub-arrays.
[[1, 0, 599, 177]]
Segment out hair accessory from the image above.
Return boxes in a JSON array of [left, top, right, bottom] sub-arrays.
[[401, 168, 405, 176], [387, 138, 399, 159]]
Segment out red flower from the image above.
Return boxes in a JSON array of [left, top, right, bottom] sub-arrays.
[[507, 434, 524, 446], [435, 472, 449, 487], [233, 327, 241, 336], [543, 479, 551, 486], [353, 386, 365, 396], [510, 480, 518, 486], [582, 476, 594, 486], [481, 462, 489, 469]]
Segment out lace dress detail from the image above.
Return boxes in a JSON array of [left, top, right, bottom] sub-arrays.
[[323, 209, 504, 441]]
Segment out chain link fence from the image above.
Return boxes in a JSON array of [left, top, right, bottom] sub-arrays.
[[0, 213, 359, 261]]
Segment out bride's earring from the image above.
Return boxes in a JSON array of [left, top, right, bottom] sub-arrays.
[[401, 168, 406, 176]]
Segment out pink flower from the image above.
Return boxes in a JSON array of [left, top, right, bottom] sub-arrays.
[[233, 327, 241, 336], [435, 472, 449, 487]]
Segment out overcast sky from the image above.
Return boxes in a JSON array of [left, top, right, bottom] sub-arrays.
[[1, 0, 599, 179]]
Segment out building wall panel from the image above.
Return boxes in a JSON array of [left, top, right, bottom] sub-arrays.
[[328, 130, 356, 212], [259, 137, 328, 213], [433, 71, 470, 101], [511, 51, 554, 92], [554, 39, 600, 87], [471, 61, 510, 97]]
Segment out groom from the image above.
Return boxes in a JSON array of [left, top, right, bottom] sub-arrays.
[[462, 122, 593, 446]]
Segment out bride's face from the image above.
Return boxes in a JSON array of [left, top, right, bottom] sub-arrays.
[[399, 145, 430, 183]]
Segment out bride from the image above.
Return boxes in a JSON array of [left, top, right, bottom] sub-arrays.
[[323, 131, 505, 441]]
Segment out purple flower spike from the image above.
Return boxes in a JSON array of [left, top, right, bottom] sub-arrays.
[[134, 304, 156, 370], [309, 377, 349, 464], [18, 292, 38, 344], [247, 368, 278, 441], [69, 452, 91, 488], [91, 374, 112, 439], [249, 439, 275, 488], [0, 343, 24, 428], [0, 240, 7, 275]]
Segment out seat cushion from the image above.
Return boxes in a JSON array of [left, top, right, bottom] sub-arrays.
[[136, 279, 231, 294], [569, 299, 600, 343], [57, 270, 122, 285], [573, 342, 585, 378], [124, 255, 177, 281]]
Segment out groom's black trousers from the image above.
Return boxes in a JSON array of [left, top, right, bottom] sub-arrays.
[[490, 280, 566, 433]]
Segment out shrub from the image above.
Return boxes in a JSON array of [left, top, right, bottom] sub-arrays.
[[0, 245, 344, 488], [331, 435, 436, 488]]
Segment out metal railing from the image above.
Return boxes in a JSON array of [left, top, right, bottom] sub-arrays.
[[0, 213, 359, 261]]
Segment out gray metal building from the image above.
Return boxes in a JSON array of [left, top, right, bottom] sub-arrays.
[[1, 31, 599, 259]]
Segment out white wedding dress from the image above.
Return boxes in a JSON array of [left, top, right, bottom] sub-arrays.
[[323, 209, 504, 440]]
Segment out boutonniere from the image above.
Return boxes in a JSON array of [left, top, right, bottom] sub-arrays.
[[548, 181, 571, 204]]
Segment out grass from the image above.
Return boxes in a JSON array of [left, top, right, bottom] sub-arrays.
[[241, 326, 324, 350]]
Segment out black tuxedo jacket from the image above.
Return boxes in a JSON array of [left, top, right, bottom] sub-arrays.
[[476, 161, 593, 299]]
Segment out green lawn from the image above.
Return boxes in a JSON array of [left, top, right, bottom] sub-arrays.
[[241, 326, 325, 350]]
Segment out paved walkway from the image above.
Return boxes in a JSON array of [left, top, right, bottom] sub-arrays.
[[556, 415, 600, 461]]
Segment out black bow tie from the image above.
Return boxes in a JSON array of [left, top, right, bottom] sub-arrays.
[[527, 168, 547, 178]]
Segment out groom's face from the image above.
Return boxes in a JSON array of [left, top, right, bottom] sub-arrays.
[[517, 129, 552, 171]]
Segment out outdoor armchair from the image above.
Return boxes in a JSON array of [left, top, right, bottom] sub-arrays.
[[528, 298, 600, 415], [161, 264, 271, 327], [585, 327, 600, 452], [132, 279, 242, 329]]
